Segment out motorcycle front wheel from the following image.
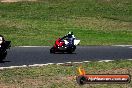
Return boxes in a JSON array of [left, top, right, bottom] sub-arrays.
[[50, 47, 55, 54]]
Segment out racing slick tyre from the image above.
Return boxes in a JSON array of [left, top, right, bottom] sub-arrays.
[[0, 50, 7, 62], [67, 46, 76, 54]]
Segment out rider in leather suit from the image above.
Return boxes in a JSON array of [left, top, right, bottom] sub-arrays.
[[60, 32, 75, 47]]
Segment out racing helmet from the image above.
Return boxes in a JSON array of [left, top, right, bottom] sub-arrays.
[[68, 31, 73, 35], [0, 36, 3, 44]]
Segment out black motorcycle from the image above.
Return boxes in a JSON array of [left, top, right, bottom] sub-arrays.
[[0, 35, 11, 61]]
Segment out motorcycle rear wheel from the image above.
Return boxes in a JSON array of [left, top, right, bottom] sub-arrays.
[[0, 50, 7, 61], [67, 45, 76, 53]]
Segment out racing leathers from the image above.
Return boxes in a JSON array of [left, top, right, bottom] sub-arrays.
[[60, 33, 75, 47]]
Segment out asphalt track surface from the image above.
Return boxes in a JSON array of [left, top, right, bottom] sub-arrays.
[[0, 46, 132, 67]]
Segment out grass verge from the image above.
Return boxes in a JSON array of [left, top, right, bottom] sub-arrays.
[[0, 0, 132, 46], [0, 60, 132, 88]]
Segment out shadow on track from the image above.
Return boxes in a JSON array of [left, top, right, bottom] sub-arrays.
[[0, 60, 11, 63], [50, 52, 77, 54]]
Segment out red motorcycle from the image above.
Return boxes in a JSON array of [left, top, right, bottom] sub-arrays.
[[50, 38, 80, 54]]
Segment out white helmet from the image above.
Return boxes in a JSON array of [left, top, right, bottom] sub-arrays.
[[68, 31, 73, 35], [0, 36, 3, 44]]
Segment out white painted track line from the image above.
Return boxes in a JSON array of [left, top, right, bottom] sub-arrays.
[[113, 45, 132, 47], [98, 60, 114, 62], [1, 59, 132, 70]]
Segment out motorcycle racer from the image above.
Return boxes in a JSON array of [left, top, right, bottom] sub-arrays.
[[60, 31, 75, 47], [50, 32, 80, 53], [0, 35, 11, 61]]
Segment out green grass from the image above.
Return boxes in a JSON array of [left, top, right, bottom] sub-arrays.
[[0, 60, 132, 88], [0, 0, 132, 46]]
